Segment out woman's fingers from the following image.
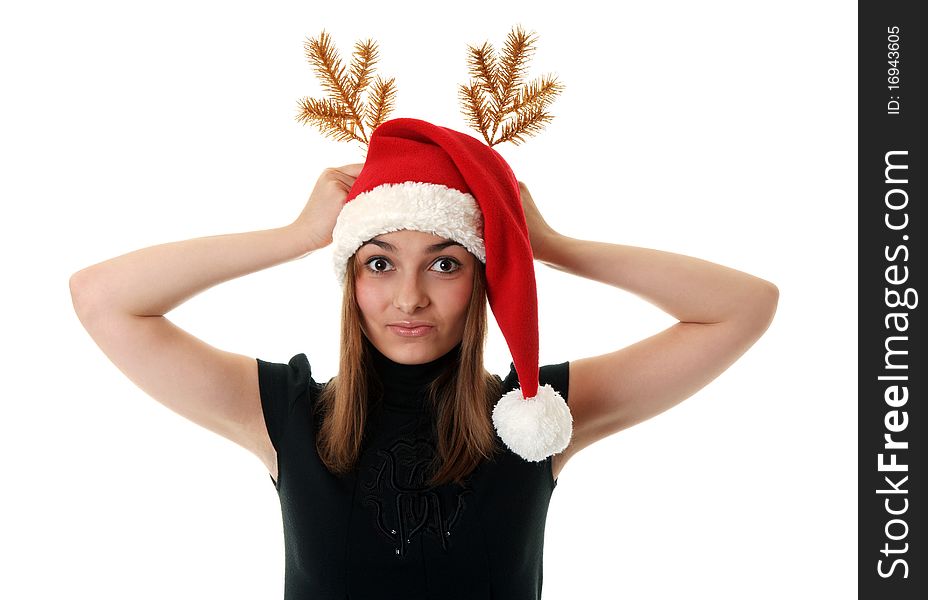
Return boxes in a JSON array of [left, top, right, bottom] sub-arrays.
[[334, 163, 364, 178], [326, 163, 364, 188], [516, 180, 559, 260]]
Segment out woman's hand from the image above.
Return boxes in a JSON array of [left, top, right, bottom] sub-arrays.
[[292, 164, 364, 251], [518, 181, 560, 261]]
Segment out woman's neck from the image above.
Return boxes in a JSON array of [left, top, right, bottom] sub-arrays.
[[366, 337, 461, 412]]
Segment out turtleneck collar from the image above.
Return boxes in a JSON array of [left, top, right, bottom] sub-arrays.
[[365, 336, 462, 412]]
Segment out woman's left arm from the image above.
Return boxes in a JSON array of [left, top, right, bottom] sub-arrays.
[[519, 182, 779, 461]]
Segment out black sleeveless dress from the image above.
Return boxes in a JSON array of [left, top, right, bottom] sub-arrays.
[[256, 339, 569, 599]]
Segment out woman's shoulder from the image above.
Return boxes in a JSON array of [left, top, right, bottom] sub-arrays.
[[256, 352, 329, 398], [498, 360, 570, 402]]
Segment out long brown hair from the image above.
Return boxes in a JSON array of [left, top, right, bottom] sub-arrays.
[[314, 252, 504, 487]]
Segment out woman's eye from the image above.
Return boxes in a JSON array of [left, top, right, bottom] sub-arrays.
[[364, 257, 393, 274], [431, 257, 462, 274]]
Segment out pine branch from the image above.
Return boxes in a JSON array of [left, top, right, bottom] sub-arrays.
[[493, 105, 554, 147], [457, 82, 493, 146], [296, 30, 397, 148], [510, 73, 565, 116], [349, 39, 377, 99], [366, 76, 397, 132], [348, 38, 377, 119], [458, 25, 561, 147], [492, 25, 536, 140], [465, 42, 499, 102], [303, 32, 353, 109], [294, 97, 365, 144]]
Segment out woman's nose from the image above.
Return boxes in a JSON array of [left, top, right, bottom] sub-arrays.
[[393, 271, 429, 313]]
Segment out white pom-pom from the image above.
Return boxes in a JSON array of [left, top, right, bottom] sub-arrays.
[[492, 383, 573, 462]]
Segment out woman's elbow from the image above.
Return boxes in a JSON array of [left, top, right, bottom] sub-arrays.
[[745, 279, 779, 333]]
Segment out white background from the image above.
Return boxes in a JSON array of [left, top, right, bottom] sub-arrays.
[[1, 1, 856, 598]]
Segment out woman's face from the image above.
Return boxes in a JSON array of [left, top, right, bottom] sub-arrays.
[[354, 229, 475, 365]]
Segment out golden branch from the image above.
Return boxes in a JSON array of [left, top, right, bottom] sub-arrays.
[[296, 30, 397, 149], [458, 25, 562, 147]]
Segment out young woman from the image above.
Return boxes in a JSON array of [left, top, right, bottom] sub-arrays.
[[70, 120, 778, 598]]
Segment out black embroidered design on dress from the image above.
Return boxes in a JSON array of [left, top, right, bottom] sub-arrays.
[[361, 436, 473, 557]]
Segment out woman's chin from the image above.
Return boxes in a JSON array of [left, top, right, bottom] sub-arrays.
[[387, 344, 438, 364], [383, 338, 451, 364]]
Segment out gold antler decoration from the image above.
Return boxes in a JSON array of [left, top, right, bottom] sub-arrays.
[[458, 25, 564, 147], [295, 30, 397, 149]]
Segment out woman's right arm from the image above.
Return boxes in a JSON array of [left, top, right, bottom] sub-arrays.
[[69, 165, 362, 478]]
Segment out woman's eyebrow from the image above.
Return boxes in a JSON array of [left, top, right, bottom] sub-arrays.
[[429, 240, 465, 252], [359, 238, 464, 253], [359, 239, 397, 252]]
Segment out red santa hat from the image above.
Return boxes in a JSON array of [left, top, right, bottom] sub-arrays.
[[330, 117, 572, 463]]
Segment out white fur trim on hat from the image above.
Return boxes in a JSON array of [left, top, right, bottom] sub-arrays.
[[331, 181, 486, 285], [492, 384, 573, 462]]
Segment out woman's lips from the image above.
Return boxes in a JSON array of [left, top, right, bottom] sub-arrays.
[[387, 325, 434, 337]]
